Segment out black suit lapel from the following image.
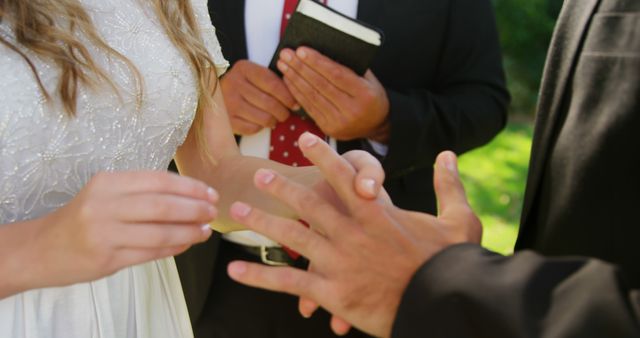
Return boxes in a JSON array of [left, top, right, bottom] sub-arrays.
[[210, 0, 248, 62], [518, 0, 601, 235]]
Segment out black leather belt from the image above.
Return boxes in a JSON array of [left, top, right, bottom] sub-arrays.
[[225, 240, 297, 266]]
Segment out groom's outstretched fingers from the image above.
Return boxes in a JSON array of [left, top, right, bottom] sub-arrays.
[[253, 168, 349, 238], [229, 201, 331, 263], [298, 132, 371, 209], [227, 261, 325, 299]]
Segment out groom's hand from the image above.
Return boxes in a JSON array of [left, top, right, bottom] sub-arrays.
[[227, 135, 482, 338]]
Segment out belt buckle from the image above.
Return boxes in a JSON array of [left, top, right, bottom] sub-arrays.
[[260, 246, 290, 266]]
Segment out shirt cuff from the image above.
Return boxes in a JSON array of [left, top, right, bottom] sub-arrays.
[[367, 139, 389, 157]]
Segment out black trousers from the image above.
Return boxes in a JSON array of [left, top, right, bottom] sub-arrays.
[[193, 239, 372, 338]]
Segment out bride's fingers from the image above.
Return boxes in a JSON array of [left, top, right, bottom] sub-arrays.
[[113, 194, 216, 224], [341, 150, 386, 201], [115, 245, 191, 271], [104, 171, 218, 203], [116, 223, 212, 249]]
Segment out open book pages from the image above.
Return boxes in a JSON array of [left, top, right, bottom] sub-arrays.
[[297, 0, 382, 46]]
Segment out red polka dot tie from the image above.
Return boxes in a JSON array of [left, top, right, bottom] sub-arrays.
[[270, 0, 327, 259], [269, 115, 325, 167]]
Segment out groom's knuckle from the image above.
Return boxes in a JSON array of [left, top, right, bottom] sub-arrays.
[[304, 232, 318, 250], [266, 217, 287, 239], [296, 190, 318, 211], [270, 175, 290, 195], [292, 273, 310, 293], [327, 159, 350, 178], [288, 225, 308, 248], [335, 287, 357, 309], [457, 204, 475, 219], [277, 269, 299, 289]]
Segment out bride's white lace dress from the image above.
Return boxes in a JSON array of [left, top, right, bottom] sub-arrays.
[[0, 0, 228, 336]]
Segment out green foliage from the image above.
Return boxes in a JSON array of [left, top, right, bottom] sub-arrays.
[[458, 122, 534, 254], [493, 0, 562, 114]]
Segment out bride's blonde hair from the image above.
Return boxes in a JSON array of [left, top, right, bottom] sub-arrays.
[[0, 0, 216, 147]]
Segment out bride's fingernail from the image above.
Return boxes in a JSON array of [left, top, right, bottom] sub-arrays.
[[300, 132, 318, 148], [207, 187, 219, 202], [255, 169, 275, 185], [201, 224, 212, 234]]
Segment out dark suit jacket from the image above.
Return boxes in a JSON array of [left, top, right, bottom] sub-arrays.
[[392, 0, 640, 336], [176, 0, 508, 334]]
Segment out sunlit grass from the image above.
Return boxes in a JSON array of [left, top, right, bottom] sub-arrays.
[[458, 122, 533, 255]]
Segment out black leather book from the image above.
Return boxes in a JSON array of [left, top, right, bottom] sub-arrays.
[[269, 0, 384, 116]]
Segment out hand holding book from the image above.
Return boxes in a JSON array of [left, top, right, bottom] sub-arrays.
[[270, 0, 390, 142], [276, 47, 390, 142], [269, 0, 383, 77]]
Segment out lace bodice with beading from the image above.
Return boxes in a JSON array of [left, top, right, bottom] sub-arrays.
[[0, 0, 228, 336]]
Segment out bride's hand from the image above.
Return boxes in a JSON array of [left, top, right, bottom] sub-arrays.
[[23, 171, 216, 291]]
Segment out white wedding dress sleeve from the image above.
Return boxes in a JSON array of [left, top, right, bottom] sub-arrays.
[[192, 0, 231, 77], [0, 0, 227, 337]]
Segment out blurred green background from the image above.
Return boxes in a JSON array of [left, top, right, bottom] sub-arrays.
[[457, 0, 562, 254], [493, 0, 562, 115], [459, 122, 532, 254]]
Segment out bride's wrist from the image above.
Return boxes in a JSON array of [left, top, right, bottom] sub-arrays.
[[0, 218, 45, 299]]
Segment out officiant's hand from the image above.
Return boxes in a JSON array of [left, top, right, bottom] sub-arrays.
[[277, 47, 390, 143], [227, 142, 482, 337], [221, 60, 298, 135]]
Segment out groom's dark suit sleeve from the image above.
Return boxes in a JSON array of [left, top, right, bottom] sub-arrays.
[[392, 244, 640, 338], [392, 0, 640, 336]]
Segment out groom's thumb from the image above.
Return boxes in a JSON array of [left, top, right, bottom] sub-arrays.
[[433, 151, 469, 216], [434, 151, 482, 243]]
